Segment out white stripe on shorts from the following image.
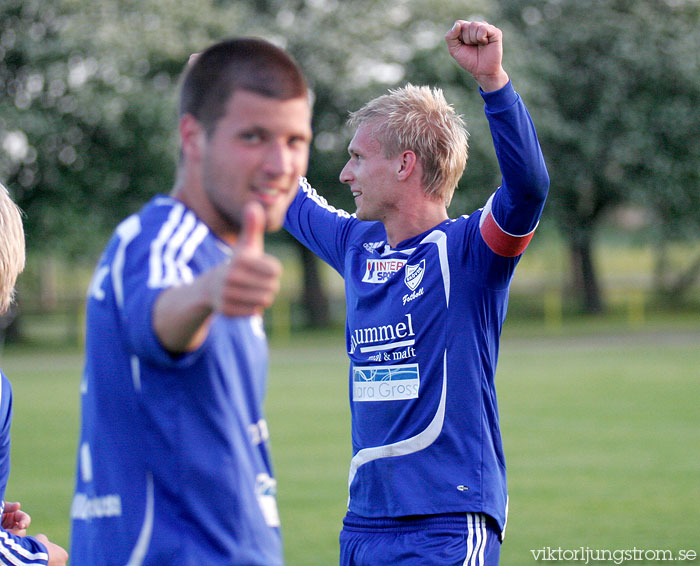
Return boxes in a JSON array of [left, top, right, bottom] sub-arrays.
[[463, 513, 487, 566]]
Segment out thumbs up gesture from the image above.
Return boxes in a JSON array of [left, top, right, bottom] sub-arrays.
[[212, 201, 283, 317], [153, 201, 283, 353]]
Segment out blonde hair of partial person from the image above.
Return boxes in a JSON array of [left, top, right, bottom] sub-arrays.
[[347, 84, 469, 207], [0, 182, 25, 315]]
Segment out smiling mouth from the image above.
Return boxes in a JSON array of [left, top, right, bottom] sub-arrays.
[[253, 186, 287, 205]]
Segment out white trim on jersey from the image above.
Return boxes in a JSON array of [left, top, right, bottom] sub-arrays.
[[148, 204, 209, 289], [420, 230, 450, 307], [299, 177, 352, 219], [126, 471, 154, 566], [0, 530, 49, 565], [113, 215, 142, 310], [161, 211, 197, 286], [148, 204, 184, 288], [347, 229, 451, 497], [347, 350, 448, 495], [131, 355, 141, 392]]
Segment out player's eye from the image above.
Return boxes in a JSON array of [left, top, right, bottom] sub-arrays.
[[240, 130, 264, 143]]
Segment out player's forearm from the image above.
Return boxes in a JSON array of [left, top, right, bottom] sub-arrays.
[[485, 84, 549, 196], [152, 276, 214, 354], [482, 82, 549, 234]]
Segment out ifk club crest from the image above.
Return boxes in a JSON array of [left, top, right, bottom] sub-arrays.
[[404, 259, 425, 290]]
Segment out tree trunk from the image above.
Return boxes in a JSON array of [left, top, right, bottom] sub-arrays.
[[653, 237, 700, 304], [296, 240, 331, 327], [567, 228, 605, 314]]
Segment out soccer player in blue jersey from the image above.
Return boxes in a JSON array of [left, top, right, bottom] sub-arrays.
[[70, 39, 312, 565], [285, 20, 549, 565], [0, 183, 69, 565]]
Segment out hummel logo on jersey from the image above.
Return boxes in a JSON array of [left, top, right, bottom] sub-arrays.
[[362, 258, 407, 284], [363, 241, 385, 254], [404, 259, 425, 290]]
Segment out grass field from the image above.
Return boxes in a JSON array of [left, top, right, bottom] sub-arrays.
[[1, 317, 699, 564]]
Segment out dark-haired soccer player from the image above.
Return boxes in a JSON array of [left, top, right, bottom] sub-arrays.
[[285, 20, 549, 565], [70, 39, 312, 565]]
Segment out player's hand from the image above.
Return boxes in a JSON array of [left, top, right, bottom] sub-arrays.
[[34, 534, 69, 566], [153, 200, 282, 353], [209, 201, 282, 317], [2, 501, 30, 536], [445, 20, 509, 92]]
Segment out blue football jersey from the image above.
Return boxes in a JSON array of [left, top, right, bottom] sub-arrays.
[[285, 81, 549, 535], [71, 196, 282, 565]]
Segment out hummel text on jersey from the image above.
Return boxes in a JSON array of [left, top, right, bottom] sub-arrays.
[[71, 493, 122, 520], [349, 313, 415, 355]]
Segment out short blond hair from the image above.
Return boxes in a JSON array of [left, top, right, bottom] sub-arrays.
[[0, 182, 26, 315], [347, 84, 469, 206]]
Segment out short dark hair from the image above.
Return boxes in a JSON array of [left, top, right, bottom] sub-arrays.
[[179, 38, 308, 135]]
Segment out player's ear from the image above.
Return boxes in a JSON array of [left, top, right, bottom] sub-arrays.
[[180, 114, 206, 161], [396, 150, 418, 181]]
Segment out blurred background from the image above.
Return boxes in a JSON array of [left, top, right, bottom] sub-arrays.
[[0, 0, 698, 564]]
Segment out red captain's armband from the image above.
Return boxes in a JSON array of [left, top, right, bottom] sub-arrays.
[[479, 193, 536, 257]]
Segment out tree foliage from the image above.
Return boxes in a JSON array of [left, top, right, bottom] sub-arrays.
[[1, 0, 498, 260], [2, 0, 699, 318], [497, 0, 700, 309], [0, 0, 257, 256]]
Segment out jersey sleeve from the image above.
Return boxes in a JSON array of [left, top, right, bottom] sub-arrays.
[[0, 531, 49, 565], [284, 178, 358, 274], [478, 81, 550, 258], [94, 206, 210, 368], [0, 375, 11, 504]]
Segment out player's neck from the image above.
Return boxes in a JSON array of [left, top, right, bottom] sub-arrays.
[[383, 202, 448, 248], [170, 170, 240, 247]]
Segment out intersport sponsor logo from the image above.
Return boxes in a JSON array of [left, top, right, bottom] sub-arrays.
[[362, 258, 407, 284]]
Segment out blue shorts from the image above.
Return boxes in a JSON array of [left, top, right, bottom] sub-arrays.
[[339, 512, 502, 566]]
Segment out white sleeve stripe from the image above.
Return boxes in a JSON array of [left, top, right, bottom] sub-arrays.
[[0, 531, 49, 565], [176, 223, 209, 284], [148, 205, 210, 289], [299, 177, 352, 219], [161, 211, 196, 287], [147, 204, 184, 288], [113, 216, 143, 310]]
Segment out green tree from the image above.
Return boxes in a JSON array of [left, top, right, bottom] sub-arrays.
[[1, 0, 259, 258], [4, 0, 538, 330], [260, 0, 496, 325], [497, 0, 700, 312]]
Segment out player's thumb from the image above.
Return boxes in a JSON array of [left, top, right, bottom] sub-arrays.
[[239, 200, 266, 254], [444, 20, 462, 43]]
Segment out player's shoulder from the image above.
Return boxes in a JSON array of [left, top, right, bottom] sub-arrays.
[[0, 371, 11, 422], [0, 371, 10, 398], [348, 220, 388, 253], [115, 195, 212, 250], [298, 177, 353, 219], [136, 194, 188, 228], [443, 211, 481, 239]]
